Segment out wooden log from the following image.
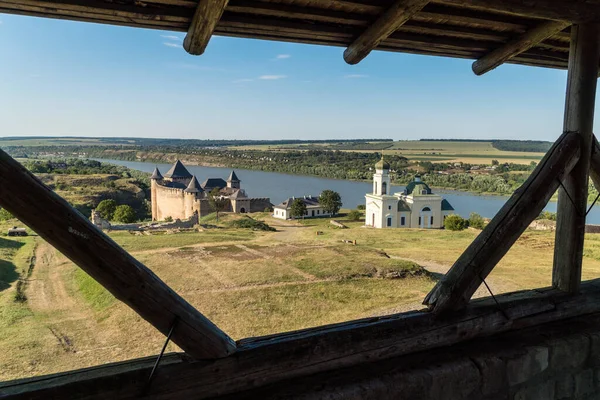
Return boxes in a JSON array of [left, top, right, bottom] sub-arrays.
[[5, 279, 600, 400], [183, 0, 229, 55], [423, 130, 581, 314], [472, 20, 570, 75], [343, 0, 431, 65], [553, 24, 600, 293], [0, 150, 236, 359]]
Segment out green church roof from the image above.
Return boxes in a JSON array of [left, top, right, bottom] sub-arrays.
[[405, 178, 432, 195]]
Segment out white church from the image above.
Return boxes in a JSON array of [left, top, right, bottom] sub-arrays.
[[365, 157, 455, 229]]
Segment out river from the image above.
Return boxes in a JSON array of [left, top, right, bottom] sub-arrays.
[[98, 159, 600, 224]]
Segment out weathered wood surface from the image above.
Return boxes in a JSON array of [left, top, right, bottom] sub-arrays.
[[0, 150, 236, 359], [343, 0, 430, 64], [423, 130, 581, 314], [472, 20, 570, 75], [4, 279, 600, 399], [553, 24, 600, 293], [183, 0, 229, 55], [589, 135, 600, 192]]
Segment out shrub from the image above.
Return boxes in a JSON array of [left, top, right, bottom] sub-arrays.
[[444, 214, 468, 231], [264, 206, 273, 212], [164, 216, 173, 223], [347, 210, 362, 221], [113, 205, 137, 223], [537, 211, 557, 221], [468, 212, 485, 229], [96, 199, 117, 220], [0, 208, 13, 221], [357, 204, 366, 210], [231, 217, 276, 231]]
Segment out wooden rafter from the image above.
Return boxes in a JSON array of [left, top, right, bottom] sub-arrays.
[[553, 24, 600, 293], [343, 0, 430, 65], [423, 130, 581, 314], [183, 0, 229, 55], [0, 149, 236, 360], [5, 279, 600, 399], [472, 20, 570, 75]]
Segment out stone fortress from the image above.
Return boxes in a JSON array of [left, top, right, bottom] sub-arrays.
[[150, 160, 271, 221]]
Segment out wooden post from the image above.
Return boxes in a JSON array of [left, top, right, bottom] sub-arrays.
[[423, 131, 581, 313], [0, 150, 236, 359], [553, 24, 600, 293]]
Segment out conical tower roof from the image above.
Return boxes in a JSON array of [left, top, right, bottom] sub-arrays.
[[227, 170, 240, 182], [184, 175, 203, 193], [164, 160, 192, 179], [150, 167, 163, 180]]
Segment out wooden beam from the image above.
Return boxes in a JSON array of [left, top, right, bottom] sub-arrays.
[[434, 0, 600, 23], [553, 24, 600, 293], [423, 130, 581, 314], [343, 0, 431, 65], [183, 0, 229, 55], [472, 20, 570, 75], [0, 150, 236, 359], [589, 135, 600, 193], [5, 279, 600, 399]]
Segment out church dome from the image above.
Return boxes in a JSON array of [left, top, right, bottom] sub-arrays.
[[375, 156, 390, 170]]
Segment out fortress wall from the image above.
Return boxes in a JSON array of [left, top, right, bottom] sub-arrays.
[[154, 184, 186, 221], [249, 198, 273, 212]]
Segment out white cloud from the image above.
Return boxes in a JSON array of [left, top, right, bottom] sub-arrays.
[[259, 75, 287, 80], [344, 74, 369, 79], [274, 54, 291, 60], [232, 78, 254, 83], [161, 34, 180, 40], [163, 42, 180, 48]]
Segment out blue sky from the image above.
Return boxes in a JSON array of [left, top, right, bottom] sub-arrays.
[[0, 13, 579, 141]]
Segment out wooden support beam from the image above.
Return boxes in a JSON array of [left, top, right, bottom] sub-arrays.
[[589, 135, 600, 192], [5, 279, 600, 399], [183, 0, 229, 55], [0, 150, 236, 359], [553, 24, 600, 293], [343, 0, 430, 65], [423, 130, 581, 314], [472, 20, 570, 75]]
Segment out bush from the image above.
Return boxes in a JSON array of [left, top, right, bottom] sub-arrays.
[[113, 205, 137, 223], [96, 199, 117, 220], [357, 205, 366, 210], [0, 208, 13, 221], [264, 206, 274, 212], [164, 216, 173, 223], [537, 211, 557, 221], [444, 214, 468, 231], [231, 217, 276, 231], [468, 212, 485, 229], [347, 210, 362, 221]]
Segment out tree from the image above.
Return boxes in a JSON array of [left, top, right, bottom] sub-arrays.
[[468, 212, 485, 229], [444, 214, 467, 231], [113, 205, 136, 223], [347, 209, 362, 221], [0, 208, 13, 221], [96, 199, 117, 220], [290, 198, 307, 219], [491, 159, 499, 166], [319, 190, 342, 216], [208, 188, 228, 222]]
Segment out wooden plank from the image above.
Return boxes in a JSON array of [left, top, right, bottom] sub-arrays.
[[472, 20, 570, 75], [0, 150, 236, 359], [423, 130, 581, 314], [4, 279, 600, 399], [553, 24, 600, 293], [343, 0, 431, 64], [183, 0, 229, 55], [434, 0, 600, 22]]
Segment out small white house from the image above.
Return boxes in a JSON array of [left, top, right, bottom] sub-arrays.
[[273, 196, 332, 220], [365, 157, 454, 229]]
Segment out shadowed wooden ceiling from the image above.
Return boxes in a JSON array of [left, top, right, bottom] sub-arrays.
[[0, 0, 586, 71]]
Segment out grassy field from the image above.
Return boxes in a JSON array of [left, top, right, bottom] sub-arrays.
[[229, 140, 545, 165], [2, 211, 599, 381]]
